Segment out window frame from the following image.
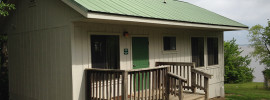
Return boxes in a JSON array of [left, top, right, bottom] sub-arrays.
[[191, 36, 220, 68], [162, 35, 178, 54], [207, 37, 219, 66]]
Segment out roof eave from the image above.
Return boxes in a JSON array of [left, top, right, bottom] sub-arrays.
[[87, 11, 248, 31], [62, 0, 248, 31]]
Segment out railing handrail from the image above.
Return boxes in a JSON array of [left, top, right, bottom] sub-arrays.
[[168, 72, 187, 82], [191, 68, 213, 79], [156, 62, 195, 67], [85, 66, 170, 72]]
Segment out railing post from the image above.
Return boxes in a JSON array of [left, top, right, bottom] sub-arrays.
[[165, 67, 170, 100], [86, 70, 91, 100], [204, 77, 209, 100], [178, 80, 183, 100], [122, 71, 128, 100], [191, 71, 196, 93]]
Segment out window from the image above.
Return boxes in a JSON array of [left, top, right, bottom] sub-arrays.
[[207, 38, 218, 65], [191, 37, 204, 67], [163, 36, 176, 50], [91, 35, 120, 69]]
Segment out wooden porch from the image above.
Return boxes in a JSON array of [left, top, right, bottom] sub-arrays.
[[86, 62, 212, 100]]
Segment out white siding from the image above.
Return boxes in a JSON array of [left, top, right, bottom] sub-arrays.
[[72, 22, 225, 99], [7, 0, 82, 100]]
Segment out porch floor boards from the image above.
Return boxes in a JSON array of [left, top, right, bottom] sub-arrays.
[[126, 91, 205, 100]]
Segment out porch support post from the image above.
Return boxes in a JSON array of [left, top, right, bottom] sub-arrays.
[[122, 71, 128, 100], [204, 77, 209, 100], [165, 67, 170, 100]]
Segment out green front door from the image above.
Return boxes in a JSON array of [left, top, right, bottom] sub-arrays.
[[132, 37, 149, 91]]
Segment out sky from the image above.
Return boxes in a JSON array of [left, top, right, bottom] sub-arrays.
[[181, 0, 270, 44]]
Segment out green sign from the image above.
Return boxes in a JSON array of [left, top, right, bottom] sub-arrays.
[[124, 48, 128, 55]]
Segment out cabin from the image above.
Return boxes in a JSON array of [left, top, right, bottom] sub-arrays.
[[6, 0, 248, 100]]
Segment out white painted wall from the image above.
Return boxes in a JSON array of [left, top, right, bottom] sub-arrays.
[[72, 21, 225, 99], [7, 0, 82, 100]]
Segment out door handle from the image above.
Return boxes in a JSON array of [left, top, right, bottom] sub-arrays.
[[133, 65, 136, 67]]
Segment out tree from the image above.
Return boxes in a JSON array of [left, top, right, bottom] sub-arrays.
[[249, 21, 270, 88], [224, 39, 254, 83], [0, 0, 14, 99], [0, 0, 15, 16], [249, 21, 270, 67]]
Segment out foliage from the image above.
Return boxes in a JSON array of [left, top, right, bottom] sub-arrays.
[[263, 68, 270, 79], [0, 35, 8, 100], [225, 82, 270, 100], [248, 21, 270, 67], [0, 0, 15, 16], [224, 39, 254, 83]]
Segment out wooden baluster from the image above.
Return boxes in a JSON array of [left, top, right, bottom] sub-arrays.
[[161, 69, 165, 100], [169, 74, 172, 94], [130, 73, 132, 100], [155, 70, 158, 100], [95, 72, 98, 99], [142, 71, 144, 100], [204, 77, 209, 100], [118, 73, 120, 100], [173, 65, 175, 74], [158, 69, 162, 100], [138, 72, 140, 100], [112, 73, 114, 100], [187, 66, 190, 89], [102, 73, 105, 99], [170, 65, 172, 72], [106, 72, 109, 100], [184, 66, 186, 78], [145, 71, 148, 100], [149, 71, 151, 100], [197, 74, 199, 88], [110, 73, 112, 100], [191, 72, 196, 93], [200, 75, 202, 88], [152, 70, 155, 100], [159, 69, 161, 100], [176, 65, 179, 75], [180, 66, 182, 77], [99, 73, 101, 100], [134, 72, 136, 100]]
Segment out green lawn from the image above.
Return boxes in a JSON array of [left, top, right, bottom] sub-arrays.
[[225, 82, 270, 100]]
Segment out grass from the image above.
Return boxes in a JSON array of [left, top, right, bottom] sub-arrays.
[[225, 82, 270, 100]]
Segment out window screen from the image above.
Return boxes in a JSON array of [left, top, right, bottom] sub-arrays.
[[207, 38, 218, 65], [163, 37, 176, 50], [191, 37, 204, 67]]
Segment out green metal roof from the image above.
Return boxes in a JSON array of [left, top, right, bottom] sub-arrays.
[[72, 0, 248, 28]]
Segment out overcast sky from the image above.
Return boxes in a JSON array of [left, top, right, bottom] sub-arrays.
[[181, 0, 270, 44]]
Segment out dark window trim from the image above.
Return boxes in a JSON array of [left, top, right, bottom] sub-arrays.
[[163, 36, 177, 51], [191, 36, 219, 67]]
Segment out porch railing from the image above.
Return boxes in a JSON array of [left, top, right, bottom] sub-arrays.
[[155, 62, 195, 90], [86, 66, 174, 100], [86, 62, 213, 100], [191, 68, 212, 100], [156, 62, 213, 100]]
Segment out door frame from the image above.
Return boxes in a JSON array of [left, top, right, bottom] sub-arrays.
[[130, 35, 150, 69], [88, 32, 121, 68]]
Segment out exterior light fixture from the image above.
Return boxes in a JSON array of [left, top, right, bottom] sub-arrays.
[[123, 31, 129, 37]]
